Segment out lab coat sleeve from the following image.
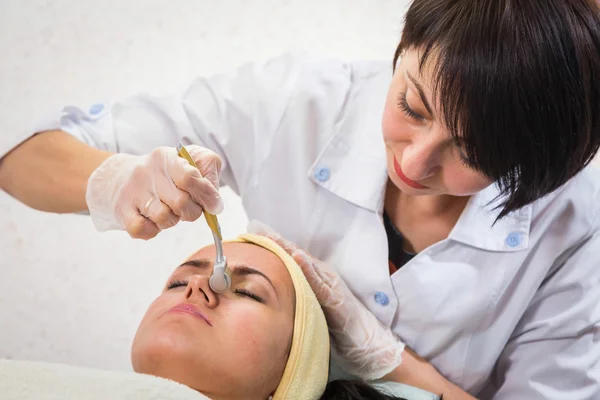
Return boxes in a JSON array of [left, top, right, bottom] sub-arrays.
[[5, 52, 350, 196], [484, 231, 600, 399]]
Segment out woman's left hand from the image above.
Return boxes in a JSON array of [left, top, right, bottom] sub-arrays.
[[249, 223, 405, 381]]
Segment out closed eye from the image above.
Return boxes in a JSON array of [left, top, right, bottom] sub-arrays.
[[456, 147, 472, 166], [167, 279, 188, 290], [234, 288, 264, 303], [397, 92, 425, 121], [166, 279, 264, 303], [452, 138, 475, 167]]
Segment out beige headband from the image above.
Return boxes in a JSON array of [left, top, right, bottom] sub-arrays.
[[227, 234, 330, 400]]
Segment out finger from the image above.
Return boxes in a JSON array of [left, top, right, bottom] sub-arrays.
[[248, 224, 298, 256], [153, 166, 205, 222], [127, 215, 161, 240], [187, 145, 223, 190], [142, 196, 180, 230], [291, 250, 334, 302], [293, 250, 337, 290], [292, 250, 348, 330], [162, 189, 204, 222], [292, 250, 324, 286], [121, 205, 161, 240], [189, 177, 224, 214], [311, 259, 338, 289], [262, 232, 300, 255], [171, 159, 224, 214]]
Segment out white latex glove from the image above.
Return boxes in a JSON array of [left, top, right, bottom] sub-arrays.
[[248, 221, 405, 381], [86, 145, 223, 240]]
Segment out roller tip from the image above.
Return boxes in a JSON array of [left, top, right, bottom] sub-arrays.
[[209, 273, 231, 293]]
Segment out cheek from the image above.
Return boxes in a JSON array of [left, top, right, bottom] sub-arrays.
[[382, 92, 401, 139], [131, 296, 176, 360], [224, 309, 292, 371], [135, 296, 170, 333], [443, 166, 492, 195], [382, 104, 417, 146]]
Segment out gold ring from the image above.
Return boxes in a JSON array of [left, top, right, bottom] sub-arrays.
[[142, 197, 154, 217]]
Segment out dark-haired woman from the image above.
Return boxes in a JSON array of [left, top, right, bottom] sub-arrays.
[[2, 0, 599, 398]]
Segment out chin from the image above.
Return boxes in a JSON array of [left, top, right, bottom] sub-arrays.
[[387, 174, 434, 195], [132, 327, 202, 373], [131, 341, 209, 393]]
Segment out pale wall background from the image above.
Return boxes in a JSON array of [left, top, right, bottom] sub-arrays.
[[0, 0, 408, 371]]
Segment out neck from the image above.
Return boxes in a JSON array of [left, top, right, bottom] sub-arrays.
[[384, 180, 470, 221], [383, 180, 471, 253]]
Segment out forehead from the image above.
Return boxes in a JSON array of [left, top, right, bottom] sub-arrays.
[[396, 49, 436, 88], [183, 242, 294, 294]]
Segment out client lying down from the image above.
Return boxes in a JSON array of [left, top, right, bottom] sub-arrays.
[[132, 233, 329, 399], [0, 234, 438, 400], [133, 233, 437, 400]]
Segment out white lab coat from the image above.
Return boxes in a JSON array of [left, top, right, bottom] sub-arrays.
[[5, 52, 600, 399]]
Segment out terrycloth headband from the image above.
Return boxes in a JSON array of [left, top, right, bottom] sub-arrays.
[[228, 234, 330, 400]]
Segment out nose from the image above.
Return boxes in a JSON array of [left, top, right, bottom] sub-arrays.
[[401, 140, 440, 181], [184, 274, 219, 308]]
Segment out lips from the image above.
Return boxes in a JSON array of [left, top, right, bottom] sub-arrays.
[[393, 156, 428, 189], [167, 303, 212, 326]]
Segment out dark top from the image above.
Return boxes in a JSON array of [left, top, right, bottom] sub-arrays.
[[383, 211, 416, 274]]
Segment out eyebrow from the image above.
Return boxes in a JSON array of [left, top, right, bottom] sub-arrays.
[[406, 71, 434, 117], [178, 259, 278, 297]]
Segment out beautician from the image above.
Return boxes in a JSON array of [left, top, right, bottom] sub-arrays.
[[1, 1, 600, 398]]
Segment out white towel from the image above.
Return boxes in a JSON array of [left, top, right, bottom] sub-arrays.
[[0, 359, 208, 400]]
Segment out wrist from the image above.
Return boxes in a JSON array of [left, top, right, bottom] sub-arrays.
[[383, 348, 478, 400], [383, 348, 448, 397]]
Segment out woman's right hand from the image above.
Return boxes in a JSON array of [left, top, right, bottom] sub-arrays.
[[85, 145, 223, 239]]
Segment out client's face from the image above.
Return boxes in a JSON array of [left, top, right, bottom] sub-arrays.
[[131, 242, 295, 400]]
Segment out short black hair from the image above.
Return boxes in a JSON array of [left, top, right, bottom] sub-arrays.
[[394, 0, 600, 219]]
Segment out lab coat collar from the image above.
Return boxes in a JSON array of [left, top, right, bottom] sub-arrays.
[[308, 62, 532, 253], [308, 62, 391, 213], [449, 183, 533, 252], [308, 129, 389, 212], [309, 132, 532, 253]]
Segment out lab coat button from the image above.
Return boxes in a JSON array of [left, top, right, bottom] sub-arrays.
[[506, 232, 522, 248], [89, 103, 104, 115], [374, 291, 389, 306], [314, 167, 330, 182]]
